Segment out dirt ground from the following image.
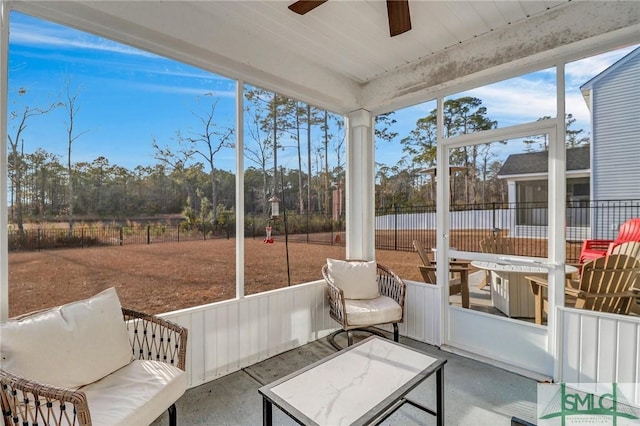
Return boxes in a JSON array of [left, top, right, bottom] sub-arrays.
[[8, 238, 426, 317]]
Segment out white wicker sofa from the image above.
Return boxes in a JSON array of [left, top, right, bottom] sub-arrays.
[[0, 287, 188, 426]]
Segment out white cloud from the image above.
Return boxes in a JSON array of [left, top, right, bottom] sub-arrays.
[[391, 46, 637, 133], [565, 93, 591, 125], [10, 19, 157, 58], [128, 81, 237, 98], [565, 47, 637, 85], [10, 15, 233, 87], [461, 76, 557, 127]]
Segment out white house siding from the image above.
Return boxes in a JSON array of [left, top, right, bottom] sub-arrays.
[[589, 49, 640, 238]]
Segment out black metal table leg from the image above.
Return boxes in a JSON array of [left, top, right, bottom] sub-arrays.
[[263, 397, 273, 426], [436, 367, 444, 426]]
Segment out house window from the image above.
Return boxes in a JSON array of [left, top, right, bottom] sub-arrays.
[[571, 182, 590, 197], [516, 181, 548, 226]]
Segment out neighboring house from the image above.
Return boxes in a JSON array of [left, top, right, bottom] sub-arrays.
[[498, 145, 591, 210], [580, 46, 640, 239], [581, 46, 640, 202], [497, 146, 590, 240], [498, 46, 640, 240]]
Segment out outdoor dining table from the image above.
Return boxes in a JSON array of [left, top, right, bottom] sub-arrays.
[[470, 261, 578, 318]]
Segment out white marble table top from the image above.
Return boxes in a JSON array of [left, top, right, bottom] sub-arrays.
[[471, 260, 578, 275], [264, 336, 441, 425]]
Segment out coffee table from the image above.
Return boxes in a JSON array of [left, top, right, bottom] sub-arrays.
[[258, 336, 446, 426]]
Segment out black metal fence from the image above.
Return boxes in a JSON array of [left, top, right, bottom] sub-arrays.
[[8, 223, 231, 252], [245, 213, 343, 246], [8, 199, 639, 263], [8, 214, 342, 252], [374, 199, 640, 262]]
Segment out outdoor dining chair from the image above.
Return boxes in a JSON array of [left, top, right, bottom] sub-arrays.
[[579, 218, 640, 264], [479, 233, 516, 288], [525, 254, 640, 325], [612, 241, 640, 314], [412, 240, 471, 308], [611, 240, 640, 260]]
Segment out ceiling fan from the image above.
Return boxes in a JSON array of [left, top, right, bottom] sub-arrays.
[[288, 0, 411, 37]]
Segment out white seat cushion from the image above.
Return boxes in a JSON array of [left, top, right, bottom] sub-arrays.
[[81, 360, 187, 426], [344, 295, 402, 326]]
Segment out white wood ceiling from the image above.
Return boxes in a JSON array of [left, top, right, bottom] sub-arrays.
[[191, 1, 567, 83]]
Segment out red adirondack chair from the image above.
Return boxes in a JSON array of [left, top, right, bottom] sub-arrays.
[[579, 218, 640, 263]]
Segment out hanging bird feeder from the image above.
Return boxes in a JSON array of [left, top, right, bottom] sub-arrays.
[[264, 196, 280, 244], [268, 196, 281, 219]]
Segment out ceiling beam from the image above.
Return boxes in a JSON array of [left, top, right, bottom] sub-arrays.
[[361, 1, 640, 115]]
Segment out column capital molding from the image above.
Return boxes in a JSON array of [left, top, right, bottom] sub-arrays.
[[347, 109, 372, 128]]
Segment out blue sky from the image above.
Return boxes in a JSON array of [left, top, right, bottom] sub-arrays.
[[7, 11, 637, 172], [9, 12, 237, 170]]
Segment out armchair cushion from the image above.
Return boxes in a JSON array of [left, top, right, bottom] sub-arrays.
[[81, 360, 186, 426], [344, 296, 402, 326], [326, 258, 379, 299], [0, 287, 133, 389]]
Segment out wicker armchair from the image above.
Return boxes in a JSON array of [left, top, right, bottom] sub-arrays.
[[322, 260, 406, 347], [122, 307, 188, 371], [1, 306, 188, 426]]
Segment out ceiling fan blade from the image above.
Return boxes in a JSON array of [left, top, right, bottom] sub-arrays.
[[387, 0, 411, 37], [288, 0, 328, 15]]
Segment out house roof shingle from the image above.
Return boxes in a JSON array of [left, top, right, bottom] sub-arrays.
[[497, 145, 590, 176]]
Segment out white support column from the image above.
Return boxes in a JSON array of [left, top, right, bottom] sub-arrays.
[[434, 97, 447, 346], [507, 180, 517, 235], [550, 63, 567, 381], [507, 180, 517, 203], [0, 1, 9, 320], [345, 109, 375, 261], [235, 80, 245, 298]]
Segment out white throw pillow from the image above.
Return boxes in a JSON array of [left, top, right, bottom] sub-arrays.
[[326, 259, 379, 299], [0, 287, 134, 389]]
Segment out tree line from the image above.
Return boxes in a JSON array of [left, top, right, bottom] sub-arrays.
[[380, 97, 589, 209], [7, 85, 350, 231], [8, 86, 588, 231]]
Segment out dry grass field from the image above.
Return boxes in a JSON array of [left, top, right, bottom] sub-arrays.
[[8, 238, 426, 317], [8, 230, 581, 318]]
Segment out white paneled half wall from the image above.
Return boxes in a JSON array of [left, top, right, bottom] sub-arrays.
[[160, 279, 442, 388]]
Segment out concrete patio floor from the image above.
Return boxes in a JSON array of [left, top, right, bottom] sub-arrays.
[[152, 331, 540, 425]]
